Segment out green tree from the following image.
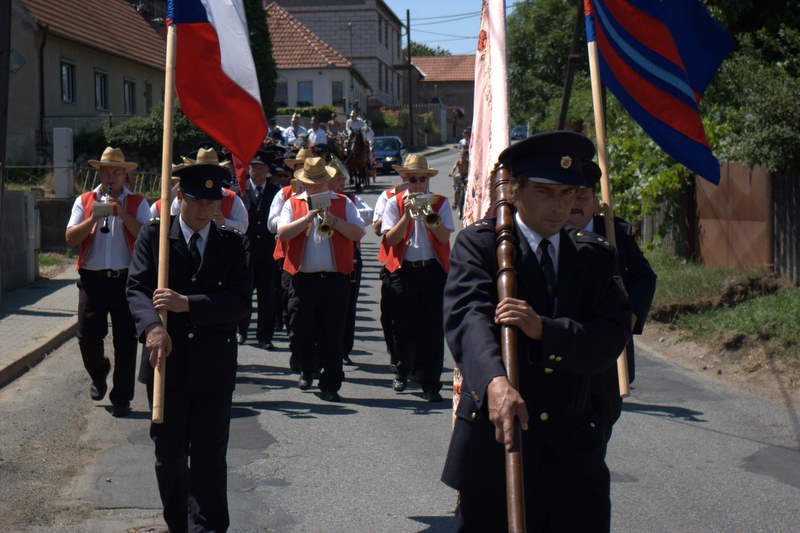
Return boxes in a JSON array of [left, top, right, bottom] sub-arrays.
[[243, 0, 278, 118], [405, 41, 452, 57]]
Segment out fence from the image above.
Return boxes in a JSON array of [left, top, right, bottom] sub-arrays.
[[3, 165, 161, 198], [773, 171, 800, 284]]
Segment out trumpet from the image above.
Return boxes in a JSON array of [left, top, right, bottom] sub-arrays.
[[407, 193, 441, 229], [100, 183, 113, 234], [316, 208, 335, 239]]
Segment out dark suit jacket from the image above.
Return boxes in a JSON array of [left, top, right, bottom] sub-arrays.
[[441, 219, 630, 491], [127, 217, 251, 399], [241, 180, 280, 261]]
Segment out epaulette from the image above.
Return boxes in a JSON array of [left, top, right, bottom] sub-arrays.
[[471, 219, 493, 230], [219, 224, 242, 236], [148, 216, 160, 225], [571, 228, 614, 251]]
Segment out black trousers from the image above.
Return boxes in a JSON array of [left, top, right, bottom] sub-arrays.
[[379, 267, 397, 366], [238, 252, 277, 343], [343, 248, 363, 358], [77, 269, 137, 404], [287, 272, 349, 392], [387, 262, 446, 393], [149, 386, 232, 533]]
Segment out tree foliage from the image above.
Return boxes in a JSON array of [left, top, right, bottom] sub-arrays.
[[405, 41, 452, 57], [243, 0, 278, 118]]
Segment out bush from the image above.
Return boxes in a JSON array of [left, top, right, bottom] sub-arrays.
[[74, 128, 107, 164], [275, 106, 337, 122]]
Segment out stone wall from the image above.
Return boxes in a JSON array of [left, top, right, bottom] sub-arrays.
[[0, 191, 38, 291]]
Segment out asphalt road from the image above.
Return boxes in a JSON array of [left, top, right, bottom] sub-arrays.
[[0, 147, 798, 532]]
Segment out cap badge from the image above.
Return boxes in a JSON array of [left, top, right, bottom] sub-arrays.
[[204, 179, 214, 189], [560, 156, 573, 169]]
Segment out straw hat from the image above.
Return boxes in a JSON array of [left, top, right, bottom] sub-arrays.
[[284, 148, 313, 170], [325, 156, 350, 181], [391, 154, 438, 177], [89, 146, 137, 170], [294, 157, 332, 185], [291, 112, 301, 121]]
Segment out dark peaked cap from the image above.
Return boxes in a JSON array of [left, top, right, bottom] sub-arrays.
[[498, 131, 601, 188], [172, 164, 227, 200]]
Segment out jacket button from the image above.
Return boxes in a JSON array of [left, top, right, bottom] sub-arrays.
[[218, 281, 222, 286], [555, 356, 563, 362], [589, 422, 596, 429], [257, 234, 261, 239], [544, 368, 554, 375], [187, 332, 195, 340], [539, 412, 550, 422], [471, 391, 479, 401], [191, 276, 197, 283], [548, 354, 557, 361], [471, 411, 477, 420]]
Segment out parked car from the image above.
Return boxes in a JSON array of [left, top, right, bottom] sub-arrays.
[[510, 125, 528, 140], [373, 136, 407, 174]]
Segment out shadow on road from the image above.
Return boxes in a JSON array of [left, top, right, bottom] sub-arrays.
[[409, 515, 456, 532], [233, 399, 358, 418], [622, 401, 706, 422]]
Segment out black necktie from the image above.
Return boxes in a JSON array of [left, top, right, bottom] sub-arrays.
[[189, 232, 202, 270], [539, 239, 557, 314], [256, 185, 263, 199]]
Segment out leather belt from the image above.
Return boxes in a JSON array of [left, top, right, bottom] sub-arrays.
[[295, 271, 344, 279], [403, 259, 436, 269], [80, 268, 128, 279]]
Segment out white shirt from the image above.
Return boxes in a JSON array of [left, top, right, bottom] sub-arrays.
[[515, 213, 560, 276], [178, 216, 211, 257], [307, 127, 327, 146], [68, 185, 151, 270], [372, 190, 391, 223], [348, 194, 374, 226], [283, 125, 307, 146], [267, 187, 290, 233], [583, 218, 595, 232], [346, 118, 364, 133], [277, 191, 365, 273], [157, 193, 249, 233], [381, 193, 454, 262]]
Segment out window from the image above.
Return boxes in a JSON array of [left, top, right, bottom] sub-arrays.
[[297, 81, 313, 107], [275, 81, 288, 106], [378, 62, 383, 92], [332, 80, 344, 106], [378, 16, 382, 44], [94, 70, 108, 110], [385, 21, 389, 48], [145, 82, 153, 112], [123, 79, 136, 114], [61, 61, 75, 104]]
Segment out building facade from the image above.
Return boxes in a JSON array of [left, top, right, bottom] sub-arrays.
[[412, 55, 475, 142], [271, 0, 404, 109], [7, 0, 166, 164]]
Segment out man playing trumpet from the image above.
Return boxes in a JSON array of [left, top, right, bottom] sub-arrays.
[[381, 154, 454, 401], [65, 147, 151, 417], [277, 157, 366, 401]]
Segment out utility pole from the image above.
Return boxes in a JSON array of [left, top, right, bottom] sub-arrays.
[[0, 0, 11, 205], [406, 9, 414, 148], [557, 0, 584, 130]]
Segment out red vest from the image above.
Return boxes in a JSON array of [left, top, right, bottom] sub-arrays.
[[377, 187, 399, 264], [77, 190, 146, 269], [282, 194, 355, 275], [384, 190, 450, 273], [272, 186, 294, 261], [153, 188, 235, 218]]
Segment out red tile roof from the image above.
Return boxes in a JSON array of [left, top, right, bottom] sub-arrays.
[[265, 2, 351, 70], [21, 0, 165, 70], [412, 55, 475, 83]]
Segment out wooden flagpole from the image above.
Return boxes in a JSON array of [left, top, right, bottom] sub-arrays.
[[587, 40, 631, 397], [152, 23, 177, 424]]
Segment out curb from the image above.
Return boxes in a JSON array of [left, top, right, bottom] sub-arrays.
[[417, 146, 452, 158], [0, 320, 78, 388]]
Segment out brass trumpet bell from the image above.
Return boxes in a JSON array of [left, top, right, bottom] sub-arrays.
[[408, 193, 440, 229], [317, 209, 334, 239]]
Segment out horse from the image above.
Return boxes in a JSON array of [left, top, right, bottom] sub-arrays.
[[345, 131, 370, 191]]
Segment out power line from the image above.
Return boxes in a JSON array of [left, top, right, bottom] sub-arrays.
[[412, 28, 474, 39]]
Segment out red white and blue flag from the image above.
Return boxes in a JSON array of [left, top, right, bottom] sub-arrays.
[[168, 0, 267, 191], [585, 0, 732, 184]]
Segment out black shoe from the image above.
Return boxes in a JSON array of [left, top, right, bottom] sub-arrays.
[[320, 390, 342, 402], [298, 373, 312, 390], [257, 341, 275, 350], [423, 391, 444, 402], [90, 381, 108, 401], [237, 333, 246, 345], [111, 402, 132, 417], [343, 355, 355, 365], [392, 377, 407, 392]]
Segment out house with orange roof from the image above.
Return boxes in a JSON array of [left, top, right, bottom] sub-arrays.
[[7, 0, 166, 164], [266, 2, 371, 114], [411, 55, 475, 142]]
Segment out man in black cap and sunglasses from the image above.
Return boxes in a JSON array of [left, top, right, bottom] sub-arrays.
[[441, 131, 631, 532], [127, 158, 251, 533]]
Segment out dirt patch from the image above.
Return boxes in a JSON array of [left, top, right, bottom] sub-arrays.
[[639, 323, 800, 408], [38, 252, 76, 279], [650, 273, 788, 322]]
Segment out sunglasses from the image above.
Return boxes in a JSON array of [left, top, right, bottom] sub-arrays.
[[408, 176, 428, 184]]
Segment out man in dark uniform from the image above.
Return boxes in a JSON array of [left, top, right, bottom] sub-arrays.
[[441, 131, 631, 532], [238, 149, 282, 349], [127, 160, 250, 532], [568, 185, 657, 441]]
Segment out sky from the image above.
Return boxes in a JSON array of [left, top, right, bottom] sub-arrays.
[[383, 0, 527, 56]]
